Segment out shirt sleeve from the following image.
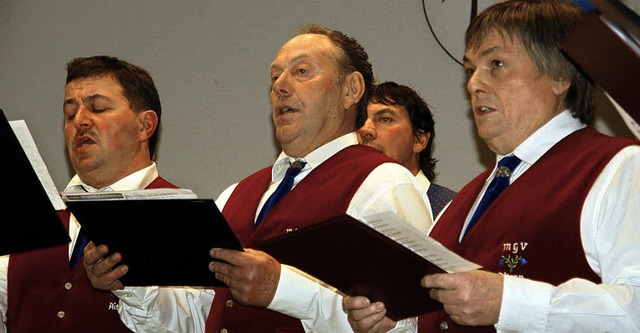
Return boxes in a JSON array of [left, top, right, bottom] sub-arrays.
[[268, 266, 352, 332], [496, 146, 640, 332], [0, 255, 8, 332], [267, 162, 430, 332], [113, 286, 214, 333], [389, 317, 418, 333]]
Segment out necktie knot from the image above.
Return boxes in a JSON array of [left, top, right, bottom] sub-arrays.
[[286, 160, 305, 176], [255, 160, 306, 226], [495, 155, 521, 178]]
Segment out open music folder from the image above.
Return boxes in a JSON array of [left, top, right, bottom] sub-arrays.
[[0, 109, 70, 255], [65, 196, 243, 287], [256, 212, 480, 321]]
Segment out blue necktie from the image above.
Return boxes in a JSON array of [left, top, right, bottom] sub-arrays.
[[67, 185, 110, 269], [70, 228, 89, 269], [463, 155, 521, 237], [255, 160, 306, 226]]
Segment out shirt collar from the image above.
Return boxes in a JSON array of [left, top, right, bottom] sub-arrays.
[[64, 162, 159, 193], [414, 170, 431, 192], [501, 110, 585, 166], [271, 132, 358, 181]]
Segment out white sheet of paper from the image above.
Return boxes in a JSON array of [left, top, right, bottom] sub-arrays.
[[361, 211, 481, 273], [9, 120, 66, 210], [61, 188, 198, 201]]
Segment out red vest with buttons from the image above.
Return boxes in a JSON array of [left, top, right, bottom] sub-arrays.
[[418, 127, 637, 332], [7, 177, 177, 333], [205, 145, 395, 333]]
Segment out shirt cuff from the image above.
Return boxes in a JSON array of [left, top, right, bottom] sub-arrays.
[[388, 317, 417, 333], [112, 287, 153, 308], [112, 286, 215, 333], [496, 275, 553, 332], [267, 265, 319, 319]]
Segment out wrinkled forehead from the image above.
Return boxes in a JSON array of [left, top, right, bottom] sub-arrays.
[[466, 27, 518, 53], [464, 28, 527, 63], [367, 100, 407, 116], [64, 75, 123, 96], [272, 34, 338, 67]]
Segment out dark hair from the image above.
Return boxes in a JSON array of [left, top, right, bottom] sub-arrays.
[[465, 0, 595, 125], [65, 55, 162, 159], [366, 81, 437, 180], [296, 24, 375, 123]]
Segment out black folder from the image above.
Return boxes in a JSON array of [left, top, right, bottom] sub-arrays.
[[0, 109, 71, 255], [65, 198, 243, 287], [256, 214, 447, 321]]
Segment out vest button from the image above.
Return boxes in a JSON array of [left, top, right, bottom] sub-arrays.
[[439, 320, 449, 330], [57, 311, 65, 318], [64, 282, 73, 290], [220, 329, 228, 333], [225, 299, 234, 308]]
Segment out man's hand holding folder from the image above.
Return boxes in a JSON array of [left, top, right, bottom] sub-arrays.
[[256, 212, 480, 321], [66, 195, 243, 288]]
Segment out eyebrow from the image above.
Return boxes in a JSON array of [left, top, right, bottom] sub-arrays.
[[270, 54, 310, 72], [63, 94, 111, 107], [372, 107, 399, 117], [463, 45, 501, 64]]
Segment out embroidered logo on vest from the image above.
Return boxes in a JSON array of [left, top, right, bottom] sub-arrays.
[[498, 241, 528, 277], [499, 254, 527, 273], [108, 302, 119, 311]]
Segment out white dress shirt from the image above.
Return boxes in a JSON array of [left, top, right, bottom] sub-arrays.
[[115, 132, 432, 333], [0, 162, 160, 332], [412, 170, 435, 221], [455, 111, 640, 332]]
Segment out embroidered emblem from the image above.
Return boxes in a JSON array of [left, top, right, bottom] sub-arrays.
[[108, 302, 119, 311], [496, 166, 512, 177], [499, 254, 527, 273], [503, 242, 528, 253]]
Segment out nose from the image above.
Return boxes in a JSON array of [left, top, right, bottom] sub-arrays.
[[357, 119, 376, 143], [73, 105, 93, 128], [271, 72, 291, 98], [466, 69, 486, 96]]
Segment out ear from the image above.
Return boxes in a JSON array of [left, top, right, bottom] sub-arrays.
[[341, 71, 365, 110], [413, 131, 429, 154], [551, 76, 570, 97], [139, 110, 158, 141]]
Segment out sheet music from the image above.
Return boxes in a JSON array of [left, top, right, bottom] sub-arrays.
[[9, 120, 66, 210], [361, 211, 481, 273], [61, 188, 198, 201]]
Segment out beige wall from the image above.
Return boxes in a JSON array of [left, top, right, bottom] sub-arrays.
[[0, 1, 633, 199]]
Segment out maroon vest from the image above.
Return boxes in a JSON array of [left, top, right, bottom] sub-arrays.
[[7, 177, 177, 333], [205, 145, 395, 333], [419, 128, 637, 332]]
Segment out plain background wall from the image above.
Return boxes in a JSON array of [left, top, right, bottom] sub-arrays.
[[0, 0, 633, 200]]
